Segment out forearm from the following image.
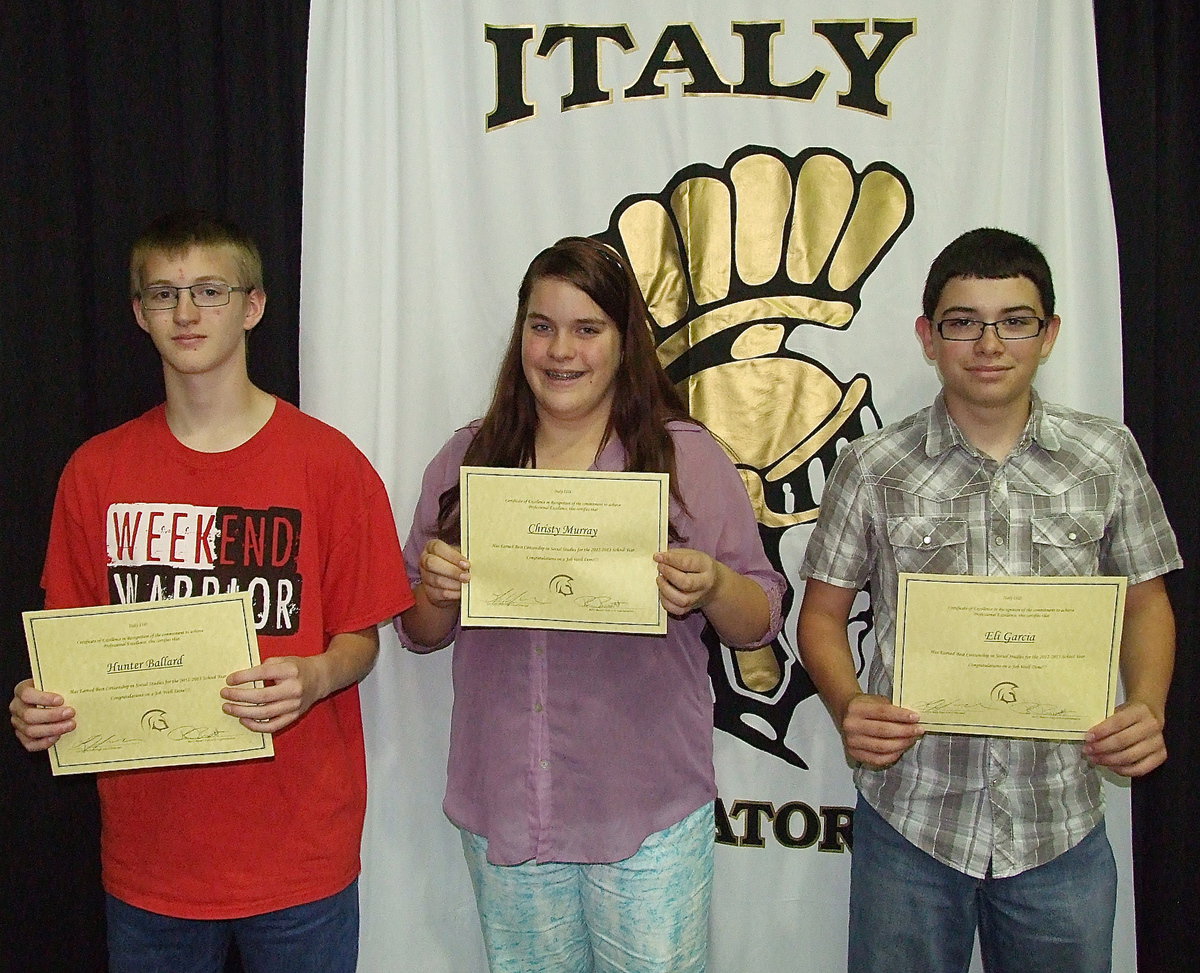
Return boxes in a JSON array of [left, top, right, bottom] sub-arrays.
[[798, 579, 921, 766], [702, 562, 771, 647], [798, 603, 865, 724], [1081, 577, 1175, 776], [312, 626, 380, 700], [399, 584, 459, 649], [1119, 577, 1175, 720]]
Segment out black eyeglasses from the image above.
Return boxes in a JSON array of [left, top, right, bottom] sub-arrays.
[[934, 316, 1047, 341], [140, 283, 253, 310]]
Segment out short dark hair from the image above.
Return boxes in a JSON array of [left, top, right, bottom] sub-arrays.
[[130, 209, 263, 297], [922, 227, 1054, 319]]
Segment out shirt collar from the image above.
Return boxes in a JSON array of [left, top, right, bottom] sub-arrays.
[[1025, 390, 1060, 451], [924, 389, 1059, 458]]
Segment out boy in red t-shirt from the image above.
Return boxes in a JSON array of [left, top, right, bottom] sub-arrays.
[[11, 210, 413, 972]]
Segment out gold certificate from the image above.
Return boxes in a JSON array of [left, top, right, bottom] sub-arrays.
[[23, 591, 274, 775], [460, 466, 669, 634], [893, 574, 1127, 740]]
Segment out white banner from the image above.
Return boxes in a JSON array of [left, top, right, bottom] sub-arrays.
[[302, 3, 1131, 970]]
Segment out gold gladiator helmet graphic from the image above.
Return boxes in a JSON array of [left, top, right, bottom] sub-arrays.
[[598, 145, 913, 767]]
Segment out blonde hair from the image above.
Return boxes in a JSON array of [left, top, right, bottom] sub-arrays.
[[129, 209, 263, 297]]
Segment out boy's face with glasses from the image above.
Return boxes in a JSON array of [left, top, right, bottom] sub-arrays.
[[133, 244, 265, 381], [915, 274, 1060, 418]]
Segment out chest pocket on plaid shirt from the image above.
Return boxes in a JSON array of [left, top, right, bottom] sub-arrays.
[[887, 517, 969, 574], [1030, 511, 1105, 575]]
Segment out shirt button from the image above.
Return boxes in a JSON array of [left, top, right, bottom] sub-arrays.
[[995, 536, 1005, 546], [534, 703, 544, 713], [1068, 531, 1078, 541], [539, 760, 549, 769], [923, 536, 932, 545]]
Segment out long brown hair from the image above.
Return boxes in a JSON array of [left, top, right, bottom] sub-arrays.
[[436, 236, 695, 541]]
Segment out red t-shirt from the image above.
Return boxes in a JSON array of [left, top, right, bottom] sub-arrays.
[[42, 399, 413, 918]]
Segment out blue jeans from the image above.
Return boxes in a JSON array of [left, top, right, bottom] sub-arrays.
[[106, 879, 359, 973], [460, 803, 713, 973], [848, 796, 1116, 973]]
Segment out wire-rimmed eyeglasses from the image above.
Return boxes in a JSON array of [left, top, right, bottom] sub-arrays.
[[934, 316, 1047, 341], [139, 282, 253, 310]]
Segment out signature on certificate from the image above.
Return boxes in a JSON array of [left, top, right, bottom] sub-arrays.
[[166, 725, 240, 743], [74, 734, 142, 753], [485, 588, 547, 608], [140, 707, 239, 744], [918, 695, 1080, 721], [548, 574, 629, 611], [574, 594, 629, 610], [988, 682, 1079, 719]]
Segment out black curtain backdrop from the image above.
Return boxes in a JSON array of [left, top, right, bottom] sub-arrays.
[[1095, 4, 1200, 971], [1, 3, 1194, 971], [1, 4, 308, 971]]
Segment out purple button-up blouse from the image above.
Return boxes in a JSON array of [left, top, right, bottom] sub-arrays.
[[395, 420, 785, 865]]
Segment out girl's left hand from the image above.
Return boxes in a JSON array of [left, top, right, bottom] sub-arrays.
[[654, 548, 721, 615]]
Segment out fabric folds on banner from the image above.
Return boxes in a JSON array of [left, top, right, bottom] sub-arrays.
[[302, 3, 1131, 970]]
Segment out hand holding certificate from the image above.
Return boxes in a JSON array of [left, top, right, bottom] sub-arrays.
[[460, 466, 669, 634], [23, 591, 273, 775], [893, 574, 1127, 740]]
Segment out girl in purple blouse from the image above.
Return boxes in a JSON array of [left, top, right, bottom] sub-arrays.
[[397, 237, 785, 973]]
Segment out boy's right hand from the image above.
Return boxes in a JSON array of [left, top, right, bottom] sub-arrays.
[[839, 692, 923, 768], [418, 539, 471, 609], [10, 679, 76, 752]]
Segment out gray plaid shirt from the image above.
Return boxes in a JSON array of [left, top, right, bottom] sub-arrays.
[[802, 391, 1181, 877]]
